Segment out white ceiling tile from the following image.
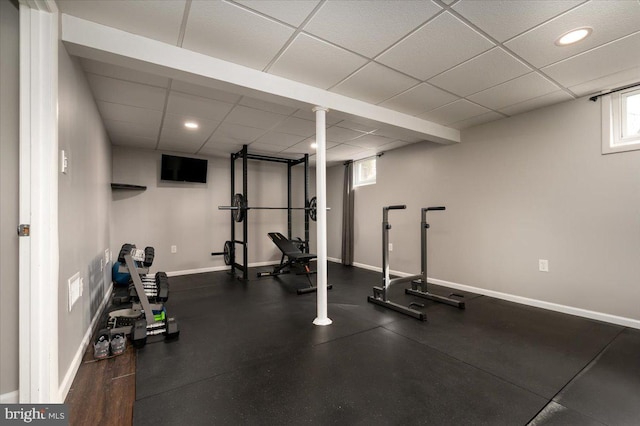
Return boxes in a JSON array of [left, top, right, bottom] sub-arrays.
[[379, 83, 459, 115], [498, 90, 574, 116], [171, 80, 242, 104], [448, 111, 504, 130], [198, 141, 245, 157], [326, 126, 367, 143], [292, 110, 342, 125], [253, 131, 306, 147], [225, 105, 287, 130], [330, 62, 419, 104], [239, 97, 297, 116], [109, 133, 158, 149], [452, 0, 584, 42], [325, 144, 370, 161], [209, 122, 266, 144], [468, 73, 560, 111], [568, 67, 640, 98], [505, 1, 640, 68], [58, 0, 186, 45], [167, 92, 234, 122], [428, 48, 531, 97], [377, 12, 494, 80], [272, 116, 317, 137], [97, 102, 163, 127], [303, 0, 441, 58], [418, 100, 492, 125], [282, 139, 338, 155], [86, 74, 167, 110], [235, 0, 320, 26], [269, 33, 368, 89], [157, 139, 203, 154], [542, 32, 640, 88], [81, 58, 170, 88], [348, 134, 394, 149], [162, 113, 220, 135], [159, 130, 209, 153], [183, 1, 295, 70], [246, 143, 286, 154], [161, 116, 218, 145], [376, 139, 411, 153], [104, 119, 159, 139]]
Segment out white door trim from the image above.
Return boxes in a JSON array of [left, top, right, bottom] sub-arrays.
[[18, 0, 60, 403]]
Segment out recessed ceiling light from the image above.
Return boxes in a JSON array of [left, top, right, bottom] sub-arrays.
[[310, 142, 318, 149], [184, 121, 199, 129], [555, 27, 592, 46]]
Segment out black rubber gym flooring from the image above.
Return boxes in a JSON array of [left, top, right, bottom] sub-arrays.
[[133, 263, 639, 425]]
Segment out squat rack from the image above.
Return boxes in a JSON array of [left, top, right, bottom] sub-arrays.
[[228, 144, 310, 280]]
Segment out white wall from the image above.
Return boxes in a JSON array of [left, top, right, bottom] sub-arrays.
[[111, 147, 317, 274], [0, 0, 20, 399], [57, 42, 113, 391], [328, 97, 640, 323]]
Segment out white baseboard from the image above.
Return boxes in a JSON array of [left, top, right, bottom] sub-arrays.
[[166, 260, 281, 277], [58, 285, 114, 401], [0, 390, 18, 404], [429, 277, 640, 330], [166, 265, 230, 277], [352, 261, 409, 279], [328, 257, 342, 263], [352, 261, 640, 330]]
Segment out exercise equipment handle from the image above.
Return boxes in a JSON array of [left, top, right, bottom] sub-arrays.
[[219, 206, 240, 210], [385, 205, 406, 210], [425, 206, 446, 211]]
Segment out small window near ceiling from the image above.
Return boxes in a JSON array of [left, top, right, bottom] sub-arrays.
[[353, 157, 376, 188], [602, 87, 640, 154]]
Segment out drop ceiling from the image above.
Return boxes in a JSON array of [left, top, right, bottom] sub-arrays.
[[57, 0, 640, 165]]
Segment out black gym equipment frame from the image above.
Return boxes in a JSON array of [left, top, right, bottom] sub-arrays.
[[367, 205, 465, 320], [226, 145, 311, 280]]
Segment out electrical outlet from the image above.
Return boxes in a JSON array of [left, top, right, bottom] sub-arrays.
[[171, 245, 177, 254], [389, 243, 393, 252], [539, 259, 549, 272]]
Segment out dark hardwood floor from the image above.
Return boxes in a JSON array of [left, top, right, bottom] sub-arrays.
[[65, 336, 136, 426]]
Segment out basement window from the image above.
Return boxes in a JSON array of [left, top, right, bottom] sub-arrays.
[[602, 87, 640, 154], [353, 157, 376, 187]]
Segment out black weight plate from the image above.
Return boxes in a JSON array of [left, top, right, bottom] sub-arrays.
[[223, 241, 234, 265], [309, 197, 317, 222], [232, 193, 245, 222]]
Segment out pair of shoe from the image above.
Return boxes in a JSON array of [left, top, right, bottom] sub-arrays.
[[93, 329, 126, 359]]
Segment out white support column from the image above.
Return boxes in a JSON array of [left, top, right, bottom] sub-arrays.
[[313, 106, 332, 326], [18, 0, 60, 403]]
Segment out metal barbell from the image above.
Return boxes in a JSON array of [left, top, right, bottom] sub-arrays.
[[218, 194, 329, 223]]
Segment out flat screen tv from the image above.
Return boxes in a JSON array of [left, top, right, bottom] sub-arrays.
[[161, 154, 208, 183]]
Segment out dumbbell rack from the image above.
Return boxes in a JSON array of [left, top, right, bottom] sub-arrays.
[[111, 252, 179, 348]]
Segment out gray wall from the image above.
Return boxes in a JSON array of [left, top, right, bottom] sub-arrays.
[[57, 43, 113, 386], [327, 97, 640, 321], [0, 0, 20, 398], [111, 147, 316, 273]]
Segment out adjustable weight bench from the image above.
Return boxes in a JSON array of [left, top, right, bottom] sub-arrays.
[[257, 232, 332, 295]]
